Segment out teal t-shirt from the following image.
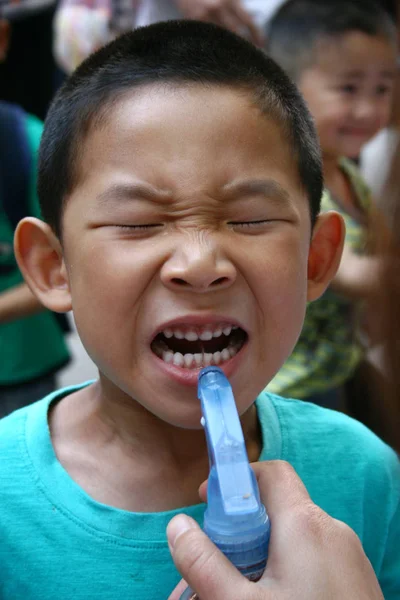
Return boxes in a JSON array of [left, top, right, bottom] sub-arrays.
[[0, 385, 399, 598], [0, 111, 69, 384]]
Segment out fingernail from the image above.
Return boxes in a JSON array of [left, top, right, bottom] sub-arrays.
[[167, 514, 197, 550]]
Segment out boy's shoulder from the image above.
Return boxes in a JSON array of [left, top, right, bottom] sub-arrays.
[[258, 391, 399, 494], [0, 385, 92, 516], [0, 401, 43, 502], [0, 396, 50, 462], [266, 390, 396, 454], [258, 392, 400, 559], [0, 384, 87, 466], [0, 402, 28, 448]]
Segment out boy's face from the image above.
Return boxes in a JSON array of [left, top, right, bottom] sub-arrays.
[[298, 32, 397, 159], [19, 85, 342, 428]]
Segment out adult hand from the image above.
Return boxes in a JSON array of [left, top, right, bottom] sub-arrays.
[[167, 461, 383, 600], [175, 0, 264, 46]]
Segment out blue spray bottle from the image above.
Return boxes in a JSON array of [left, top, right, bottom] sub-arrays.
[[180, 366, 271, 600]]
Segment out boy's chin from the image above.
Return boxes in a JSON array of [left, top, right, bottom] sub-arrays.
[[346, 146, 366, 159], [340, 137, 375, 159], [158, 408, 205, 431]]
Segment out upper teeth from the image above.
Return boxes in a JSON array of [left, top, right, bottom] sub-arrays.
[[163, 324, 236, 340]]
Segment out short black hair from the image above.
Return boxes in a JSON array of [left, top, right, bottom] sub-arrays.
[[267, 0, 396, 82], [39, 20, 322, 238]]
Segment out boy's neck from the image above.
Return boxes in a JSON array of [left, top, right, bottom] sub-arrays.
[[92, 377, 261, 462], [49, 379, 262, 512]]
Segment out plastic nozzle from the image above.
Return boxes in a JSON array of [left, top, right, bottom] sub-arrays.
[[198, 367, 270, 573]]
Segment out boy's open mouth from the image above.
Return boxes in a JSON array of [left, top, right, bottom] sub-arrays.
[[151, 323, 248, 369]]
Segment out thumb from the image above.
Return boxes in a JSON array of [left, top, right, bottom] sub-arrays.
[[167, 515, 250, 600]]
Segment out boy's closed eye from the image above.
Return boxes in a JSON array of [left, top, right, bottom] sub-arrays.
[[113, 219, 280, 234], [339, 83, 359, 95], [228, 219, 277, 231], [115, 223, 164, 232], [337, 81, 394, 97], [375, 84, 393, 96]]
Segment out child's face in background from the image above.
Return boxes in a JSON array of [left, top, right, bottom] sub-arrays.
[[298, 31, 397, 160], [54, 86, 330, 427]]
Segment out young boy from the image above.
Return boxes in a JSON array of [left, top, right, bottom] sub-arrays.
[[1, 20, 399, 599], [266, 0, 398, 408]]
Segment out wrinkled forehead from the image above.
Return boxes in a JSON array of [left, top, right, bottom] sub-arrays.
[[73, 83, 304, 199]]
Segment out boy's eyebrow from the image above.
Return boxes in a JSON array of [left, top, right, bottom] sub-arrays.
[[222, 179, 291, 203], [96, 183, 171, 205], [96, 179, 292, 205]]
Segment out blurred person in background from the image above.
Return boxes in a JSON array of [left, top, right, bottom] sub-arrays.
[[0, 7, 70, 417], [265, 0, 397, 412], [0, 0, 59, 119], [53, 0, 286, 74], [53, 0, 398, 76]]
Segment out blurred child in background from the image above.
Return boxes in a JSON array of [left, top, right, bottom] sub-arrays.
[[266, 0, 397, 410], [0, 9, 69, 416]]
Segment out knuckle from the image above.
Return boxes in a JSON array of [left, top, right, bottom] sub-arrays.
[[292, 505, 362, 554], [334, 519, 363, 548], [290, 501, 331, 539], [260, 459, 296, 481], [258, 460, 300, 493], [273, 459, 297, 476]]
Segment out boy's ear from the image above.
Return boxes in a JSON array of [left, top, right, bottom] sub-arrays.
[[307, 211, 345, 301], [14, 217, 72, 313]]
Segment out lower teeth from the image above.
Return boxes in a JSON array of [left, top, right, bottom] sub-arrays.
[[157, 345, 240, 369]]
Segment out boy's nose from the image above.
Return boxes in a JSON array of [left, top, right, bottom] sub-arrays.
[[160, 233, 236, 293], [353, 98, 378, 122]]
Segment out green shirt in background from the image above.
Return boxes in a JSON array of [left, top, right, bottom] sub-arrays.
[[268, 158, 370, 398], [0, 112, 69, 385], [0, 385, 398, 598]]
